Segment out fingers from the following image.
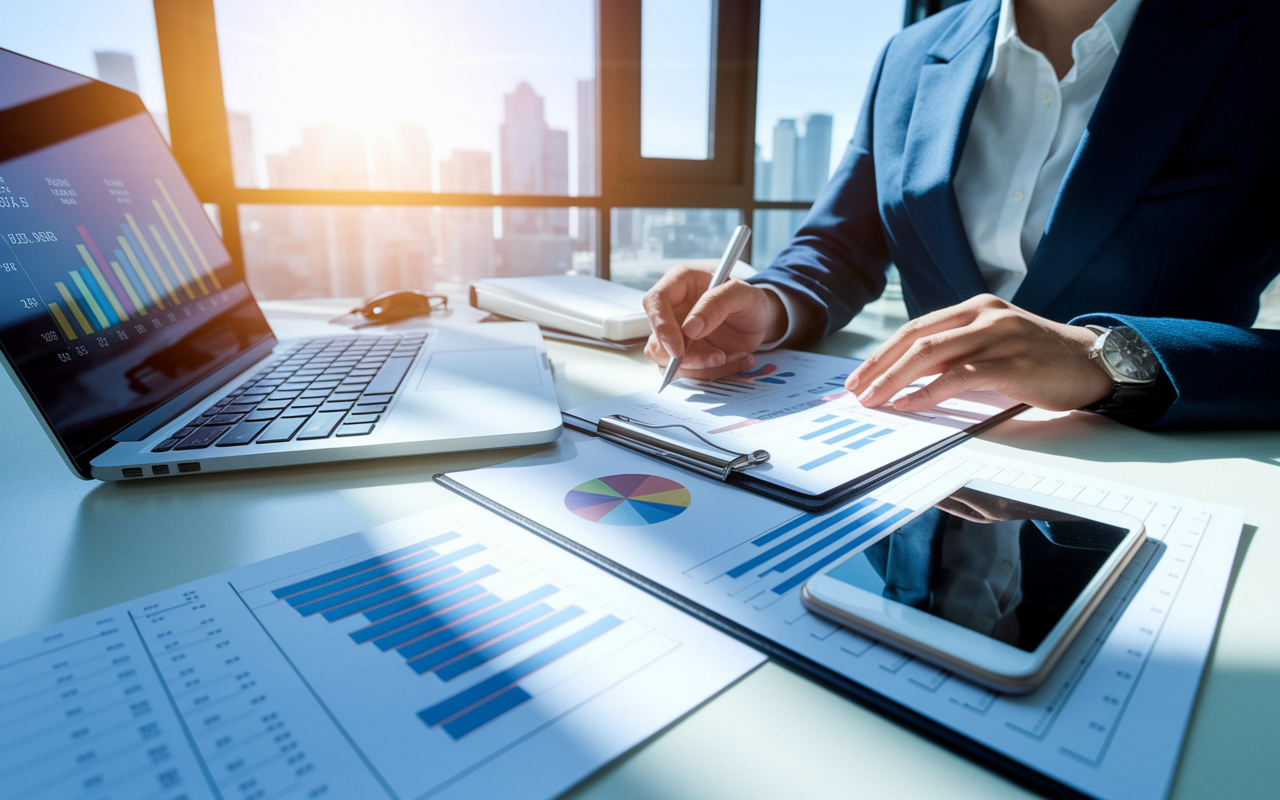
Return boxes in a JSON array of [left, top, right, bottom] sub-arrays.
[[645, 336, 747, 372], [848, 294, 1005, 393], [855, 325, 1012, 408], [645, 334, 756, 379], [934, 495, 996, 524], [889, 361, 992, 412], [681, 278, 763, 341], [643, 266, 709, 362]]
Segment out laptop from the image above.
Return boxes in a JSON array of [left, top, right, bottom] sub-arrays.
[[0, 48, 562, 481]]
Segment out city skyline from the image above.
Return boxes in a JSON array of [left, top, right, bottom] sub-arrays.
[[0, 0, 902, 297]]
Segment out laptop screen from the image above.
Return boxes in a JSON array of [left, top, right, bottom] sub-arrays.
[[0, 49, 273, 468]]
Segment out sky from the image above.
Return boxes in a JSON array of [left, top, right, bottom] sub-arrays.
[[0, 0, 905, 195]]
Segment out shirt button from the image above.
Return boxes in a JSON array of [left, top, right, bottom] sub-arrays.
[[1042, 89, 1053, 106], [1014, 190, 1024, 202]]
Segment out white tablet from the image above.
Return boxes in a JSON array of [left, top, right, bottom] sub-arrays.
[[801, 479, 1147, 693]]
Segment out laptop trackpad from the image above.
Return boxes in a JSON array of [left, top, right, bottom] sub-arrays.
[[416, 347, 542, 392]]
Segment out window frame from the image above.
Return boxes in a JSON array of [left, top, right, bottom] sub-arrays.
[[152, 0, 905, 282]]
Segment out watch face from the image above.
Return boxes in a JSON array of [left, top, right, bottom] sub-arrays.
[[1102, 327, 1160, 382]]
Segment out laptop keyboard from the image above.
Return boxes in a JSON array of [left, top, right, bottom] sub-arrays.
[[151, 333, 428, 453]]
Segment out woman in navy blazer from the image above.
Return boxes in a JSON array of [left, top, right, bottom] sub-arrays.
[[642, 0, 1279, 429]]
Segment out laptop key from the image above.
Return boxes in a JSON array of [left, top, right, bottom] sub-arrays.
[[246, 408, 281, 422], [336, 423, 376, 437], [257, 399, 291, 411], [345, 413, 380, 424], [217, 420, 270, 446], [209, 413, 245, 425], [319, 400, 354, 413], [175, 425, 231, 450], [257, 416, 307, 443], [151, 437, 183, 453], [364, 357, 415, 395], [296, 411, 346, 440]]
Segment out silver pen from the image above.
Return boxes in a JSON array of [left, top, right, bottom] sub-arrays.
[[658, 223, 752, 393]]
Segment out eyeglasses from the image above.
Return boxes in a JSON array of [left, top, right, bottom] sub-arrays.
[[332, 290, 449, 327]]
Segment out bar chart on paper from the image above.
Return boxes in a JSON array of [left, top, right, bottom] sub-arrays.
[[263, 529, 646, 741], [685, 494, 916, 605], [0, 503, 760, 800]]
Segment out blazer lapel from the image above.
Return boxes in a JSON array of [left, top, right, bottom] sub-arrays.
[[899, 0, 999, 305], [1013, 0, 1251, 313]]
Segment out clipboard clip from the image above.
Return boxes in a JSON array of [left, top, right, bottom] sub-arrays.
[[595, 415, 770, 481]]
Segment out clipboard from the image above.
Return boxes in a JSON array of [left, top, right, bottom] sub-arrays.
[[563, 400, 1029, 513], [433, 462, 1088, 800]]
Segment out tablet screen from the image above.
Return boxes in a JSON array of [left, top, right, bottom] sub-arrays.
[[824, 485, 1132, 652]]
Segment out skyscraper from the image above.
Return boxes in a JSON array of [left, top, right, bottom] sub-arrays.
[[94, 51, 139, 94], [795, 113, 833, 201], [439, 151, 496, 284], [577, 78, 597, 252], [226, 112, 258, 189], [371, 122, 432, 192], [499, 82, 571, 277], [754, 113, 834, 267], [760, 118, 799, 266]]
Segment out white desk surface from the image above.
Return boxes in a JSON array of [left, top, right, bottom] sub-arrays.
[[2, 299, 1277, 800]]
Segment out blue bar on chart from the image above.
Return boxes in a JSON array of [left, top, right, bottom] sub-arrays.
[[721, 498, 915, 595], [800, 418, 855, 441], [271, 534, 629, 740], [823, 422, 874, 445], [799, 451, 845, 471], [418, 616, 623, 739], [846, 427, 895, 450]]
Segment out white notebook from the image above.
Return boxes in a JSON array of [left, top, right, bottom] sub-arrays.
[[470, 274, 651, 341]]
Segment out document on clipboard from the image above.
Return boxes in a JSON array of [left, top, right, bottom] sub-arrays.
[[564, 349, 1027, 512]]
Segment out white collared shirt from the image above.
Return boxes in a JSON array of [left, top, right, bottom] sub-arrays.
[[761, 0, 1143, 346], [953, 0, 1142, 300]]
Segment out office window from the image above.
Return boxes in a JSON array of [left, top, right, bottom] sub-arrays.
[[640, 0, 714, 160], [213, 0, 596, 194], [751, 209, 806, 274], [753, 1, 900, 266], [0, 0, 169, 139], [240, 205, 594, 300], [610, 208, 740, 290]]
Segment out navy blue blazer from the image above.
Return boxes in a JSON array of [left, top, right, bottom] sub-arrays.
[[751, 0, 1280, 429]]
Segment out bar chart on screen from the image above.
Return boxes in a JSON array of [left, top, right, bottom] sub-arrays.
[[14, 178, 224, 344], [0, 111, 243, 381]]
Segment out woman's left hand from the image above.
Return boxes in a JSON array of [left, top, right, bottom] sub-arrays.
[[847, 294, 1113, 412]]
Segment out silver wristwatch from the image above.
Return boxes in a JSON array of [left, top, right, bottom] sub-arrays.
[[1083, 325, 1161, 412]]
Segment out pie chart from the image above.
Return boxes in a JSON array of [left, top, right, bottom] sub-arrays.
[[564, 474, 691, 526]]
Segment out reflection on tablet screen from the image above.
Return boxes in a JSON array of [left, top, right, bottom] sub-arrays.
[[825, 486, 1130, 652]]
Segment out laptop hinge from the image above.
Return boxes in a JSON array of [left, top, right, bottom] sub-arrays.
[[113, 336, 279, 442]]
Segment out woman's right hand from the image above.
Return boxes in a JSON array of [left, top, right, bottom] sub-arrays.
[[641, 264, 789, 381]]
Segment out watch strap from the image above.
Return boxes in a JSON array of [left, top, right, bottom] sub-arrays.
[[1083, 381, 1158, 413]]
